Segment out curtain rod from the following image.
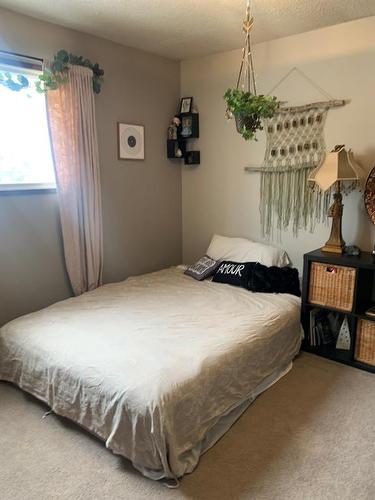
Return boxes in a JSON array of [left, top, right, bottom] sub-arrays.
[[0, 49, 43, 63], [0, 50, 43, 72]]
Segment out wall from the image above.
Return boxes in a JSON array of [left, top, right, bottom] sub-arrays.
[[181, 17, 375, 270], [0, 8, 181, 326]]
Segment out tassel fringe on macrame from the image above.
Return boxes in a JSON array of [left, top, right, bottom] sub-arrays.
[[260, 165, 330, 238]]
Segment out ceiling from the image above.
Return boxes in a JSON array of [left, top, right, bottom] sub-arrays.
[[1, 0, 375, 60]]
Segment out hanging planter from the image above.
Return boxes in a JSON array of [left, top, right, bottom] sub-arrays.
[[224, 1, 279, 141], [225, 89, 278, 141], [235, 114, 258, 135]]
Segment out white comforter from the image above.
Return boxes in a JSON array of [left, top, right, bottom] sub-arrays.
[[0, 267, 302, 480]]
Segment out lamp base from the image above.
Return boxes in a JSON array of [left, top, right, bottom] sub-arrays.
[[321, 183, 345, 254], [321, 243, 345, 254]]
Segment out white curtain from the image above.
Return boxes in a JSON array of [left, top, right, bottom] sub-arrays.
[[47, 65, 103, 296]]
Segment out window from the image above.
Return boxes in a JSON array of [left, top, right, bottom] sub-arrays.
[[0, 52, 56, 192]]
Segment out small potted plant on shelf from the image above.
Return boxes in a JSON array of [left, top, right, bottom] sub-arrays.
[[224, 89, 279, 141]]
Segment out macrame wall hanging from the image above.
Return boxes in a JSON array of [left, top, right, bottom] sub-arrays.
[[245, 67, 347, 238]]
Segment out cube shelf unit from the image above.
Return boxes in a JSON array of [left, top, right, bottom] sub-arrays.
[[167, 112, 200, 165], [301, 249, 375, 374]]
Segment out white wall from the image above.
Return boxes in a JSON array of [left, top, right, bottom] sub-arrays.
[[181, 17, 375, 271]]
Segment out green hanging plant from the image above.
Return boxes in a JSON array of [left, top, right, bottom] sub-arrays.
[[224, 89, 279, 141], [36, 49, 104, 94]]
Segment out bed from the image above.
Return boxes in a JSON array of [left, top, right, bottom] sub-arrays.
[[0, 265, 302, 481]]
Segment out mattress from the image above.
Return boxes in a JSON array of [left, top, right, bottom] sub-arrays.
[[0, 266, 302, 480]]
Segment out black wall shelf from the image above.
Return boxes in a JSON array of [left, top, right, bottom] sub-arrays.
[[167, 139, 186, 159], [167, 112, 200, 165]]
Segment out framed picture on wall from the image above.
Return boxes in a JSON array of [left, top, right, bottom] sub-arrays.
[[118, 123, 145, 160], [181, 115, 193, 137], [179, 97, 193, 114]]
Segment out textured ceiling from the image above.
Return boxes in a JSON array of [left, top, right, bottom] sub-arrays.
[[1, 0, 375, 60]]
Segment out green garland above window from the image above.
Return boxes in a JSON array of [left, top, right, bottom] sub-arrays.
[[0, 49, 104, 94], [36, 50, 104, 94]]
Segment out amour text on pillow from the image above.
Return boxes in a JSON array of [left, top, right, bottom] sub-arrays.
[[217, 263, 245, 277]]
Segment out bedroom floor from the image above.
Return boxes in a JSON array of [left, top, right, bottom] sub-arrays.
[[1, 353, 374, 500]]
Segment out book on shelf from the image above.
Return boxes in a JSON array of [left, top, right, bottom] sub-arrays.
[[308, 308, 343, 347], [365, 305, 375, 318]]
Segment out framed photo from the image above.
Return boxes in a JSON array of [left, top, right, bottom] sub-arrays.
[[180, 97, 193, 114], [181, 116, 193, 137], [118, 123, 144, 160]]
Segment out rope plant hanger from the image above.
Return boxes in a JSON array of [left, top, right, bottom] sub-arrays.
[[224, 1, 278, 140]]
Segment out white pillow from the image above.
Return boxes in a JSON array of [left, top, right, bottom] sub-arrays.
[[206, 234, 290, 267]]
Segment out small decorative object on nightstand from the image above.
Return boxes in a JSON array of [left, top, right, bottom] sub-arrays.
[[336, 316, 351, 350], [308, 145, 363, 253], [301, 249, 375, 373], [345, 245, 361, 256]]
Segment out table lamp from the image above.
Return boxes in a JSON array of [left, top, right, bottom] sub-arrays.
[[308, 145, 363, 253]]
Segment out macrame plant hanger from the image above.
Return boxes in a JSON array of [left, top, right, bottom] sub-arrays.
[[228, 1, 259, 133], [236, 0, 256, 95], [245, 67, 348, 238]]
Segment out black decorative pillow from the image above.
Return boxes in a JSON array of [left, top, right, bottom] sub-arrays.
[[184, 256, 220, 281], [247, 262, 301, 297], [212, 261, 253, 288]]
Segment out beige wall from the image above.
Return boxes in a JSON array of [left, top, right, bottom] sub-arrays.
[[181, 17, 375, 271], [0, 8, 182, 326]]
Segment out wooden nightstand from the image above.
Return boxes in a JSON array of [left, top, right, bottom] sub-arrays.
[[301, 249, 375, 374]]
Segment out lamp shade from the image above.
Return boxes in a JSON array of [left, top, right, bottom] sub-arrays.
[[308, 145, 360, 191]]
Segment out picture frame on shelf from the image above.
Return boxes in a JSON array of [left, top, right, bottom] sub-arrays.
[[118, 123, 145, 160], [180, 96, 193, 114], [181, 115, 193, 137]]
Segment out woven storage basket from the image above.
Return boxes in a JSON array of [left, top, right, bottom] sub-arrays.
[[355, 319, 375, 367], [308, 262, 356, 312]]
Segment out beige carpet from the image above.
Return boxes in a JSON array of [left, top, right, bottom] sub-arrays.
[[1, 353, 374, 500]]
